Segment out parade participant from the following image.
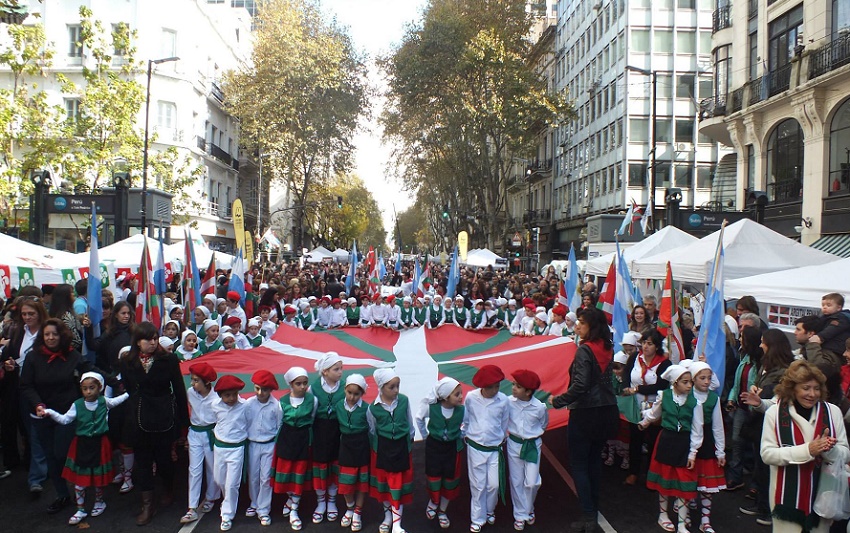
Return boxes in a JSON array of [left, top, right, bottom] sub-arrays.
[[328, 298, 347, 329], [308, 296, 320, 323], [346, 297, 361, 327], [412, 298, 428, 328], [453, 296, 469, 328], [181, 362, 220, 525], [399, 297, 414, 329], [297, 301, 317, 331], [168, 305, 186, 330], [510, 299, 536, 335], [203, 294, 221, 324], [310, 353, 345, 525], [192, 306, 209, 338], [491, 298, 508, 329], [640, 365, 703, 533], [336, 374, 370, 532], [359, 295, 373, 328], [604, 351, 633, 470], [281, 305, 299, 328], [317, 296, 333, 329], [367, 368, 415, 533], [224, 316, 251, 350], [39, 372, 128, 525], [176, 330, 203, 361], [415, 377, 464, 530], [427, 295, 445, 329], [442, 296, 455, 328], [258, 306, 277, 338], [199, 319, 222, 354], [246, 318, 264, 347], [482, 300, 498, 328], [464, 364, 510, 533], [216, 298, 228, 320], [564, 312, 578, 337], [371, 294, 388, 328], [505, 299, 519, 330], [158, 336, 175, 353], [245, 370, 283, 527], [507, 370, 548, 531], [224, 291, 247, 332], [525, 312, 548, 336], [162, 320, 180, 344], [545, 305, 568, 336], [621, 331, 640, 357], [467, 300, 486, 330], [221, 332, 236, 351], [385, 295, 401, 330], [272, 367, 318, 531], [211, 375, 249, 532]]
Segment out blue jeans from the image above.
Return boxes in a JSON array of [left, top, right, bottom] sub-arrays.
[[20, 403, 47, 488], [725, 407, 750, 485], [568, 414, 605, 519]]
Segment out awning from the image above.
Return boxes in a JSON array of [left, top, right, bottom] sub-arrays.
[[811, 234, 850, 258]]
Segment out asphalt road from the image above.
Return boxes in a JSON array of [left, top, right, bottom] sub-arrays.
[[0, 430, 793, 533]]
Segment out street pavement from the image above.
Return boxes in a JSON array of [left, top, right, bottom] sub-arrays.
[[0, 430, 780, 533]]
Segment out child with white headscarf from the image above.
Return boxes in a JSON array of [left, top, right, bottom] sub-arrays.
[[309, 353, 345, 524], [336, 374, 370, 531]]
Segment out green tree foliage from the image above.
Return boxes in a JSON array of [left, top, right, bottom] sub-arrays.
[[307, 173, 385, 250], [224, 0, 369, 252], [382, 0, 572, 249], [395, 200, 436, 253]]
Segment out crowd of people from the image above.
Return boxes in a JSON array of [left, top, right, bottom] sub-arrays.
[[0, 257, 849, 533]]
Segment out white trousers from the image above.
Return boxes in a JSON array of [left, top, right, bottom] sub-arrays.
[[506, 438, 541, 522], [213, 445, 245, 521], [188, 429, 220, 509], [467, 445, 500, 526], [247, 441, 275, 516]]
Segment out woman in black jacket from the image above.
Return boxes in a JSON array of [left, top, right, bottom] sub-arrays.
[[119, 321, 188, 526], [550, 307, 618, 533]]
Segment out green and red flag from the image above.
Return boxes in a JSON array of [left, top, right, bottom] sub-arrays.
[[136, 237, 162, 330], [657, 261, 685, 364], [596, 258, 616, 325]]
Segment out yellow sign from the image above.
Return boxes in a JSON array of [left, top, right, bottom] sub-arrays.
[[232, 199, 244, 254], [244, 230, 254, 266], [458, 231, 468, 262]]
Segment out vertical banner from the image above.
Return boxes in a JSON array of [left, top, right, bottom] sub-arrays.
[[0, 265, 10, 298], [232, 198, 245, 254], [458, 231, 469, 262], [17, 266, 34, 287], [244, 230, 254, 267], [61, 269, 77, 285]]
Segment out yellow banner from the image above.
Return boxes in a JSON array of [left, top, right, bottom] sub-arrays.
[[458, 231, 468, 262], [232, 199, 244, 254], [244, 230, 254, 266]]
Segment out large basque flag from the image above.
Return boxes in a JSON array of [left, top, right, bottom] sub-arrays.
[[345, 240, 358, 294], [87, 203, 102, 337], [228, 248, 246, 306], [183, 228, 202, 312]]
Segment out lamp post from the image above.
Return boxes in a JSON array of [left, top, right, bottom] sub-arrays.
[[141, 56, 179, 236], [29, 170, 50, 245], [626, 65, 657, 233]]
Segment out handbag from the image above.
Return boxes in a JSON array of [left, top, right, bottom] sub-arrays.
[[813, 459, 850, 521]]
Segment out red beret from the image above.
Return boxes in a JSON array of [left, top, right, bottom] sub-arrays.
[[472, 364, 505, 388], [386, 295, 396, 304], [322, 295, 332, 303], [214, 374, 245, 392], [284, 305, 297, 314], [226, 291, 240, 301], [522, 298, 535, 309], [331, 298, 341, 305], [259, 305, 272, 313], [189, 362, 217, 383], [224, 316, 242, 327], [372, 293, 382, 302], [512, 369, 541, 391], [251, 370, 279, 390], [552, 304, 567, 317]]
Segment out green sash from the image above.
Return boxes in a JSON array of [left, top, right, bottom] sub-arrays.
[[508, 433, 539, 463], [467, 438, 506, 504]]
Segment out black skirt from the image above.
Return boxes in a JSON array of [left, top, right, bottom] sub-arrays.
[[75, 435, 102, 468], [375, 435, 409, 473], [338, 431, 370, 468], [275, 424, 310, 461], [655, 429, 691, 467], [425, 436, 457, 478], [696, 422, 715, 460], [312, 417, 341, 463]]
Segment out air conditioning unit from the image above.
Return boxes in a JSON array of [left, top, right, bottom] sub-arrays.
[[676, 143, 691, 152]]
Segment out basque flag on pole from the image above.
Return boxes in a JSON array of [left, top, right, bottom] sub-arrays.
[[87, 203, 102, 337], [696, 221, 728, 385], [183, 228, 202, 311], [136, 237, 162, 330]]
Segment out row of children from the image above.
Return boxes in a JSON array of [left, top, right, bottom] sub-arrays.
[[156, 315, 270, 361]]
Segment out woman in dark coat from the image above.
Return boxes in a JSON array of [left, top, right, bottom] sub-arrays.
[[550, 307, 619, 533], [118, 321, 188, 526]]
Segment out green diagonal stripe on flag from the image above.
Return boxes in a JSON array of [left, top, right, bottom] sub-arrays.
[[322, 330, 397, 362], [428, 330, 515, 363]]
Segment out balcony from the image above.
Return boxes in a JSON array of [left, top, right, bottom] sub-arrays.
[[521, 209, 552, 225], [712, 5, 732, 33], [210, 81, 224, 104], [730, 87, 744, 113], [698, 95, 726, 120], [196, 136, 206, 151], [747, 76, 766, 105], [809, 33, 850, 80], [209, 142, 233, 167], [767, 178, 803, 204], [768, 63, 792, 97]]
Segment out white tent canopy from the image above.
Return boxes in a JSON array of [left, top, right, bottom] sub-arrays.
[[725, 257, 850, 308], [163, 241, 238, 271], [304, 246, 334, 263], [332, 248, 350, 263], [584, 226, 699, 276], [631, 218, 840, 283], [463, 248, 507, 269], [84, 234, 243, 271]]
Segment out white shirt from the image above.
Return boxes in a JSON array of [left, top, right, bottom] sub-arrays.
[[317, 306, 332, 328], [233, 331, 251, 351], [212, 397, 249, 444], [546, 320, 568, 337], [509, 309, 528, 334], [359, 304, 373, 327], [400, 281, 413, 297], [630, 353, 665, 405], [245, 395, 283, 442], [427, 305, 445, 328], [385, 304, 401, 325], [641, 389, 704, 460], [414, 401, 461, 440], [227, 305, 247, 332], [16, 324, 37, 366], [692, 389, 726, 459], [260, 320, 277, 338], [463, 389, 510, 447], [328, 308, 347, 328], [45, 393, 129, 424], [507, 396, 549, 440], [366, 395, 415, 440], [187, 387, 218, 426], [371, 303, 388, 324]]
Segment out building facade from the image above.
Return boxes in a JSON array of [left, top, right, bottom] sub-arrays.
[[551, 0, 725, 257], [699, 0, 850, 252]]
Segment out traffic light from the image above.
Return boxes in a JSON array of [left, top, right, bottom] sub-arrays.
[[441, 204, 449, 219], [515, 252, 520, 257], [337, 196, 343, 209]]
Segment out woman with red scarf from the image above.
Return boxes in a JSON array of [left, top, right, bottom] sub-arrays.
[[621, 328, 672, 486], [761, 359, 849, 533], [549, 307, 618, 533], [19, 318, 113, 515]]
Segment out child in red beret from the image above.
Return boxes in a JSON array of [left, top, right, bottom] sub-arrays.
[[464, 365, 509, 532], [507, 370, 548, 531], [245, 370, 282, 526], [181, 363, 221, 524], [212, 375, 249, 531]]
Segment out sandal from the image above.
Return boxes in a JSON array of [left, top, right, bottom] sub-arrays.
[[220, 519, 232, 531], [327, 501, 339, 521], [425, 503, 438, 520], [527, 512, 535, 525], [470, 524, 482, 533], [91, 501, 106, 517], [341, 511, 353, 527], [312, 510, 324, 524], [514, 520, 526, 531], [438, 512, 451, 529], [290, 510, 302, 531], [699, 524, 716, 533], [379, 522, 391, 533], [68, 510, 88, 526], [120, 477, 134, 493], [351, 507, 363, 532], [201, 500, 216, 513], [487, 513, 496, 525], [604, 455, 615, 466], [282, 499, 293, 517], [181, 509, 199, 524], [246, 507, 258, 517], [658, 513, 675, 532], [260, 515, 272, 526]]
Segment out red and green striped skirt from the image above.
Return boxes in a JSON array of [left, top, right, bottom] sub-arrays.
[[62, 435, 113, 488], [272, 457, 311, 495], [337, 465, 369, 495], [368, 451, 414, 507], [646, 458, 697, 499], [695, 457, 726, 493], [426, 451, 462, 503], [311, 460, 339, 491]]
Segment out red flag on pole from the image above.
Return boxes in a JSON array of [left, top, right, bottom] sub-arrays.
[[200, 252, 216, 296], [595, 259, 616, 325], [657, 261, 686, 364], [135, 238, 162, 330]]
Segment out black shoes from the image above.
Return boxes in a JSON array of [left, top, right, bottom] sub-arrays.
[[47, 496, 71, 514]]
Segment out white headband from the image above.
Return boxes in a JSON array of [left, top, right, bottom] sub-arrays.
[[314, 351, 343, 373], [373, 368, 398, 390], [80, 371, 104, 389], [345, 373, 368, 392], [422, 376, 460, 405], [284, 366, 308, 385]]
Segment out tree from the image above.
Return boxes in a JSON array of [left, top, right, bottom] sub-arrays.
[[306, 173, 385, 250], [382, 0, 572, 250], [396, 201, 436, 253], [224, 0, 369, 252]]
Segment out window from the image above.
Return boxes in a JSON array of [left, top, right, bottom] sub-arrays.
[[675, 164, 694, 188], [160, 29, 177, 59], [679, 0, 695, 8], [657, 74, 673, 98], [698, 77, 713, 99], [828, 98, 850, 195], [836, 0, 850, 37], [628, 163, 648, 186], [112, 23, 129, 57], [654, 29, 673, 52], [630, 118, 650, 142], [676, 120, 695, 143], [676, 74, 695, 98], [765, 119, 804, 202], [657, 119, 672, 143], [749, 32, 759, 80], [68, 25, 82, 57], [677, 31, 696, 54], [696, 166, 712, 188], [632, 30, 650, 52], [64, 98, 80, 122], [714, 45, 731, 99], [699, 32, 712, 54], [768, 5, 803, 71], [157, 101, 176, 129], [656, 164, 672, 188]]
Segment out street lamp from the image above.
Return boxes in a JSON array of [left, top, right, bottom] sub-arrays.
[[626, 65, 657, 233], [141, 56, 179, 236]]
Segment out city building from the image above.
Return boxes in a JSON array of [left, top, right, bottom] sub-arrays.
[[699, 0, 850, 253], [551, 0, 725, 257]]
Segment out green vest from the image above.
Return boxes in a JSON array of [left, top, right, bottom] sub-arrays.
[[414, 307, 427, 324], [454, 307, 467, 324], [298, 312, 313, 329], [533, 325, 546, 335], [661, 391, 697, 433], [336, 400, 369, 435], [470, 310, 485, 327], [280, 392, 315, 428], [444, 308, 454, 323], [369, 394, 411, 444], [199, 338, 222, 354], [400, 307, 413, 325], [426, 403, 464, 451], [248, 334, 263, 347], [429, 306, 443, 326], [347, 307, 360, 323], [313, 378, 345, 420], [74, 397, 108, 437], [506, 309, 517, 325], [702, 391, 719, 419]]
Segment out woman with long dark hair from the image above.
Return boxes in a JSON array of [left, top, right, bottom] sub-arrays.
[[724, 325, 763, 490], [550, 307, 618, 533], [118, 322, 188, 526], [48, 284, 83, 352]]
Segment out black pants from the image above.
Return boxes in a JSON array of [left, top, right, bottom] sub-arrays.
[[134, 431, 177, 492], [31, 417, 75, 498], [628, 422, 660, 476], [0, 373, 22, 467]]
